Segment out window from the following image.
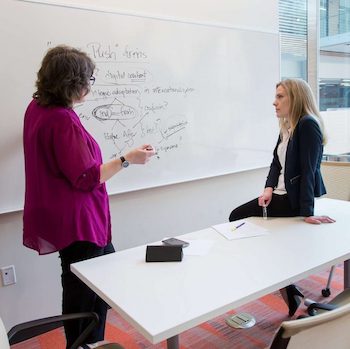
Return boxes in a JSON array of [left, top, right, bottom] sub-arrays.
[[279, 0, 350, 154], [279, 0, 307, 79], [319, 0, 350, 154]]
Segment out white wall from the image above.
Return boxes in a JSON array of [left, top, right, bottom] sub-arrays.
[[0, 0, 277, 330], [23, 0, 278, 33]]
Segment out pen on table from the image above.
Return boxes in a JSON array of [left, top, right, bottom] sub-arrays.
[[231, 222, 245, 231], [262, 205, 268, 220]]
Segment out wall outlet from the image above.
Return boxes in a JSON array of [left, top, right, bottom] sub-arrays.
[[1, 265, 16, 286]]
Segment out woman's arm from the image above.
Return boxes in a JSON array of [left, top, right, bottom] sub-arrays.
[[298, 117, 335, 224], [265, 137, 281, 190], [298, 117, 322, 216], [100, 145, 155, 183], [304, 216, 335, 224], [258, 187, 273, 207]]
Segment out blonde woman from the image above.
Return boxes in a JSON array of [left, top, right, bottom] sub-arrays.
[[229, 78, 335, 316]]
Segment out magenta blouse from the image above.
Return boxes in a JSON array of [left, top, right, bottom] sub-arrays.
[[23, 99, 111, 255]]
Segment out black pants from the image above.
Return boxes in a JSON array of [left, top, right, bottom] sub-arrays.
[[229, 193, 299, 221], [59, 241, 115, 348]]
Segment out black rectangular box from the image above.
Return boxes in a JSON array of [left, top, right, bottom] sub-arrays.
[[145, 245, 183, 262]]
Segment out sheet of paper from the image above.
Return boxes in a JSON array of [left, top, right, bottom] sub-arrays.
[[183, 240, 214, 256], [212, 220, 269, 240]]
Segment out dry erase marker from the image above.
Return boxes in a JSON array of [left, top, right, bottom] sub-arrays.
[[262, 206, 267, 220], [146, 146, 159, 158], [231, 222, 245, 231]]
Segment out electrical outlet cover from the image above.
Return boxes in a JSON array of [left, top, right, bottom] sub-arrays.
[[1, 265, 16, 286]]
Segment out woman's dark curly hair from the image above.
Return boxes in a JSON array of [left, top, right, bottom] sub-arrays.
[[33, 45, 95, 107]]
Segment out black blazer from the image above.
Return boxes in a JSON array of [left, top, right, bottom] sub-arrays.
[[265, 115, 326, 217]]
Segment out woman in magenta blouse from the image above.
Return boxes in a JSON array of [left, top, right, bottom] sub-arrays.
[[23, 45, 155, 349]]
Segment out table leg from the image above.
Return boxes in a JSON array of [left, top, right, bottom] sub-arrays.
[[167, 335, 179, 349], [344, 259, 350, 289]]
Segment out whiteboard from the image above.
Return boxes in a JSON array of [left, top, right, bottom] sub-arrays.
[[0, 0, 279, 213]]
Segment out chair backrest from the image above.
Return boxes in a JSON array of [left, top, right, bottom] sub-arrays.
[[321, 161, 350, 201], [0, 317, 10, 349], [269, 302, 350, 349]]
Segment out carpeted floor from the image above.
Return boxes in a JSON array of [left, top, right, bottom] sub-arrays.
[[12, 265, 343, 349]]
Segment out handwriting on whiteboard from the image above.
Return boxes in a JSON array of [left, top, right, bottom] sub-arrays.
[[74, 42, 195, 159]]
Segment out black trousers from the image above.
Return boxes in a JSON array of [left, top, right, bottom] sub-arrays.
[[229, 193, 299, 221], [59, 241, 115, 348]]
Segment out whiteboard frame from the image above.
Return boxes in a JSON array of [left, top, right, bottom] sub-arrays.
[[1, 0, 280, 213], [17, 0, 279, 35]]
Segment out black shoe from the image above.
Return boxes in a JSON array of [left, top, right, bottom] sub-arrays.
[[286, 284, 304, 316]]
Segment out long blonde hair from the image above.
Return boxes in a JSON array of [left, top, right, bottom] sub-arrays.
[[277, 79, 327, 144]]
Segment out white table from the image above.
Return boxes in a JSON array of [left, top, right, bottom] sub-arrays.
[[71, 198, 350, 349]]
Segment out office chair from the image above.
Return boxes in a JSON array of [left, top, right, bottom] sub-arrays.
[[1, 312, 125, 349], [320, 160, 350, 297], [269, 288, 350, 349], [305, 287, 350, 316]]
